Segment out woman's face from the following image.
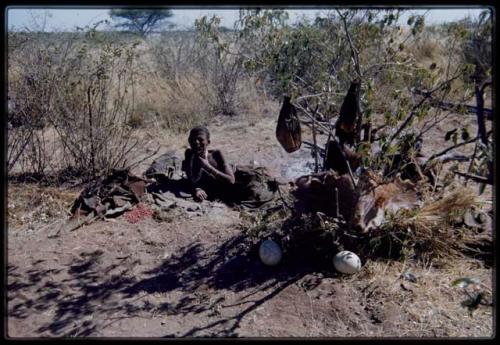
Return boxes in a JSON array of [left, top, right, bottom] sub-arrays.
[[189, 133, 209, 155]]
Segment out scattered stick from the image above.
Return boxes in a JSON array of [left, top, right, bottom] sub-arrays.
[[344, 154, 357, 188], [454, 171, 492, 185]]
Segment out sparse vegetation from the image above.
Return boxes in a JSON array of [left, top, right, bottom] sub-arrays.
[[7, 8, 493, 338]]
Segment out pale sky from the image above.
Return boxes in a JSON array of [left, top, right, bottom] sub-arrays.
[[6, 7, 489, 32]]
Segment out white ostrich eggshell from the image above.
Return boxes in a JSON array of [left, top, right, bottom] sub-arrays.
[[259, 239, 282, 266], [333, 251, 362, 274]]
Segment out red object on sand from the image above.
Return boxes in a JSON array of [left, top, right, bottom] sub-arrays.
[[124, 203, 153, 224]]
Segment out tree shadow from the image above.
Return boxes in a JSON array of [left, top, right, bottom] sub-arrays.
[[8, 230, 331, 337], [121, 232, 336, 336], [8, 249, 137, 336]]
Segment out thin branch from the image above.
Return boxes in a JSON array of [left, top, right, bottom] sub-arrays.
[[454, 171, 492, 185], [125, 144, 161, 171], [426, 138, 478, 164], [388, 72, 464, 145], [293, 102, 332, 134], [337, 10, 362, 79], [389, 95, 429, 144], [312, 104, 320, 173], [296, 91, 343, 101], [411, 88, 493, 120]]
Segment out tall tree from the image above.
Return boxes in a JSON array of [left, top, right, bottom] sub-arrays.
[[109, 9, 173, 37]]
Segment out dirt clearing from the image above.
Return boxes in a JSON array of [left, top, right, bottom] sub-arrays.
[[7, 114, 493, 338]]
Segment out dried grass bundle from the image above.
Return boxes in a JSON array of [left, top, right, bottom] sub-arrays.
[[410, 189, 476, 225], [386, 188, 481, 261]]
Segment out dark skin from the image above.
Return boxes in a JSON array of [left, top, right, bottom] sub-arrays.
[[183, 132, 235, 201]]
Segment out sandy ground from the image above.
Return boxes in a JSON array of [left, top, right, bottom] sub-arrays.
[[7, 111, 494, 338]]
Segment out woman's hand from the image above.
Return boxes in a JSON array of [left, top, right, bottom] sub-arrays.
[[194, 188, 207, 201], [197, 155, 211, 170], [195, 155, 220, 178]]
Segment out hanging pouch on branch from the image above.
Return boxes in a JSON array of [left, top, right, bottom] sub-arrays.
[[276, 95, 302, 153], [335, 79, 362, 146]]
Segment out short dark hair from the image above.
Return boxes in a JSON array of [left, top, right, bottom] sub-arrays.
[[189, 125, 210, 140]]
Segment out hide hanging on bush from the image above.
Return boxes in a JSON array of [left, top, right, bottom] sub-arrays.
[[276, 96, 302, 153], [335, 79, 362, 146]]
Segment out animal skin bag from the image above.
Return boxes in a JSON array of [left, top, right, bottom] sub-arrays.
[[276, 96, 302, 153]]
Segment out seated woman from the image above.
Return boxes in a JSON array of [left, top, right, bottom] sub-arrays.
[[182, 125, 235, 202]]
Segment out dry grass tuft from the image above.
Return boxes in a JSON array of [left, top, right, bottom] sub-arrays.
[[352, 258, 493, 336], [385, 188, 486, 263], [7, 184, 79, 228], [410, 189, 476, 225]]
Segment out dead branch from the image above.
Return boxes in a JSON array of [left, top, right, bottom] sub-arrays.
[[411, 88, 493, 120], [304, 98, 321, 173], [425, 130, 492, 164], [389, 74, 463, 145], [293, 101, 332, 134], [337, 10, 362, 79], [454, 171, 492, 185], [389, 95, 430, 144]]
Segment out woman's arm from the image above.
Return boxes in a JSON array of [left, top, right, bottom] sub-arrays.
[[200, 150, 235, 184], [184, 148, 208, 200]]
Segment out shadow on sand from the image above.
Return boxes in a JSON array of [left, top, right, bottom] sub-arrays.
[[8, 226, 336, 337]]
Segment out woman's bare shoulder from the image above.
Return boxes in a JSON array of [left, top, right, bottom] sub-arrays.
[[209, 149, 226, 160], [184, 148, 193, 157]]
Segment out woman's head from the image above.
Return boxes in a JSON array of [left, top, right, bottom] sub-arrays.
[[188, 125, 210, 155]]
